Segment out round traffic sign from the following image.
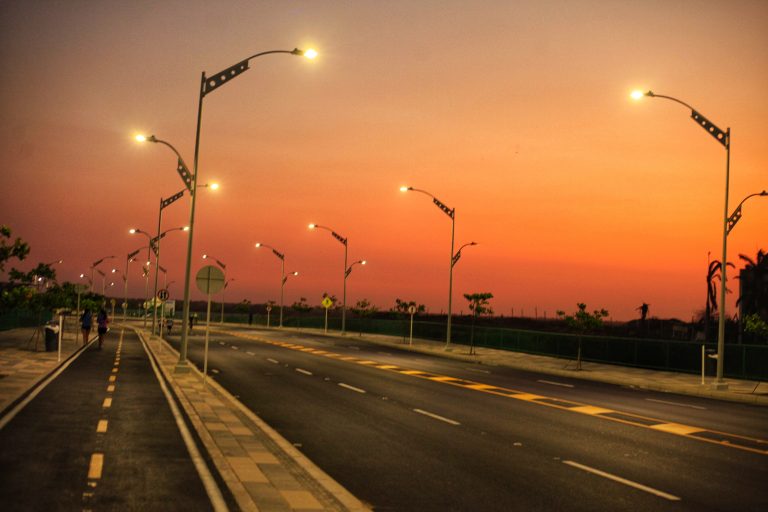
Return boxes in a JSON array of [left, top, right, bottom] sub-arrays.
[[196, 265, 225, 295], [408, 305, 417, 315], [266, 305, 272, 312], [157, 288, 170, 302]]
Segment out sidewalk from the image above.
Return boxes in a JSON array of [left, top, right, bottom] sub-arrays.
[[272, 325, 768, 406], [0, 320, 83, 416]]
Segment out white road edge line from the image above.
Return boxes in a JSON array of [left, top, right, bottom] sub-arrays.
[[562, 460, 680, 501], [246, 351, 255, 356], [413, 408, 461, 426], [537, 379, 574, 388], [267, 358, 279, 364], [645, 398, 706, 410], [338, 383, 366, 394], [296, 368, 313, 376]]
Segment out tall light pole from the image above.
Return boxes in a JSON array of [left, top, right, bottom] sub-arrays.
[[147, 47, 316, 372], [726, 190, 767, 235], [309, 224, 350, 334], [90, 256, 115, 293], [122, 247, 142, 322], [345, 260, 367, 325], [633, 89, 732, 389], [203, 255, 227, 323], [148, 226, 188, 334], [129, 228, 154, 329], [255, 242, 287, 327], [400, 186, 457, 348]]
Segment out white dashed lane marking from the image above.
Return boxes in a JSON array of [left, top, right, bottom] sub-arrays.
[[338, 383, 366, 394], [563, 460, 680, 501], [413, 408, 461, 426], [538, 380, 574, 388], [296, 368, 313, 376]]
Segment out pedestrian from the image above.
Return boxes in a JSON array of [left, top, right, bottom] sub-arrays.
[[97, 307, 108, 349], [80, 309, 92, 346], [166, 317, 174, 336]]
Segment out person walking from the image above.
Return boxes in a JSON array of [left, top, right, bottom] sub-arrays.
[[80, 309, 92, 346], [96, 307, 108, 349]]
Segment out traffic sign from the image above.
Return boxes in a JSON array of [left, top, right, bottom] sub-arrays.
[[196, 265, 225, 295], [321, 296, 334, 309], [408, 305, 417, 315], [110, 298, 116, 306], [157, 288, 170, 302], [266, 305, 272, 312]]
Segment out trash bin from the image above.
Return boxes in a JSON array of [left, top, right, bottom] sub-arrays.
[[44, 324, 59, 352]]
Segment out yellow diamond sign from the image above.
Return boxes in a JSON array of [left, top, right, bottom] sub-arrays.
[[321, 296, 334, 309]]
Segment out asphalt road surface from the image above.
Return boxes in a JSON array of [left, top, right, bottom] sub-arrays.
[[168, 325, 768, 512], [0, 329, 215, 511]]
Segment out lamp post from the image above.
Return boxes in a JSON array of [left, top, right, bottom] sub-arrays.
[[95, 269, 106, 296], [203, 255, 227, 323], [400, 186, 457, 349], [154, 46, 316, 372], [255, 243, 288, 327], [129, 229, 154, 329], [148, 226, 188, 335], [633, 89, 733, 389], [726, 190, 767, 234], [90, 256, 115, 293], [309, 224, 350, 334]]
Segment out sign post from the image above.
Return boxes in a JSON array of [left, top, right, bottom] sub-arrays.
[[266, 305, 272, 328], [157, 288, 170, 340], [321, 296, 334, 333], [196, 266, 225, 387], [408, 304, 417, 346]]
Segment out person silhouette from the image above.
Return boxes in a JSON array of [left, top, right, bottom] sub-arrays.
[[637, 303, 649, 321]]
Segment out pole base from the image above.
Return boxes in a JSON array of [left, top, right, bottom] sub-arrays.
[[710, 381, 729, 391], [173, 362, 192, 374]]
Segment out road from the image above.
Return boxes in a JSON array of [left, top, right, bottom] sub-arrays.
[[0, 329, 217, 511], [167, 324, 768, 511]]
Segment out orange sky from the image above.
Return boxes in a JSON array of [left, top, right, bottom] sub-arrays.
[[1, 1, 766, 321]]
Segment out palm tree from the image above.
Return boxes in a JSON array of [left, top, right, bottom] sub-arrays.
[[464, 292, 493, 355], [705, 259, 734, 342], [737, 250, 767, 321]]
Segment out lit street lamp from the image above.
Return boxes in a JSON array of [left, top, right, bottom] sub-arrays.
[[309, 223, 352, 334], [400, 186, 458, 349], [633, 89, 732, 389], [152, 46, 316, 372], [255, 242, 288, 327]]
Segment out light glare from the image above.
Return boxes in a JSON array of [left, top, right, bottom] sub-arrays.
[[630, 90, 645, 100], [304, 49, 318, 59]]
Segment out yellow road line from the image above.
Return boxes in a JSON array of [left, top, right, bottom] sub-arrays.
[[102, 398, 112, 408], [96, 420, 108, 433], [224, 329, 768, 455], [88, 453, 104, 479]]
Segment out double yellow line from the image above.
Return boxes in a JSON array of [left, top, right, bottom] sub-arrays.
[[226, 330, 768, 456]]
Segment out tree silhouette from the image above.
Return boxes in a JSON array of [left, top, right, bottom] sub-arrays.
[[557, 303, 608, 370], [463, 292, 494, 355], [736, 250, 767, 322]]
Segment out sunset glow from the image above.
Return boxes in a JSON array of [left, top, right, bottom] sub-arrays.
[[1, 2, 765, 321]]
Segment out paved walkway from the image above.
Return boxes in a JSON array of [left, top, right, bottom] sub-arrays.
[[274, 325, 768, 406]]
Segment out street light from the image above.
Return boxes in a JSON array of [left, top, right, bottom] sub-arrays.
[[309, 223, 351, 334], [400, 185, 457, 349], [148, 226, 188, 335], [202, 254, 227, 323], [633, 89, 732, 389], [90, 256, 115, 293], [157, 46, 316, 373], [453, 242, 478, 267], [255, 242, 288, 327], [129, 228, 154, 328], [727, 190, 767, 234]]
